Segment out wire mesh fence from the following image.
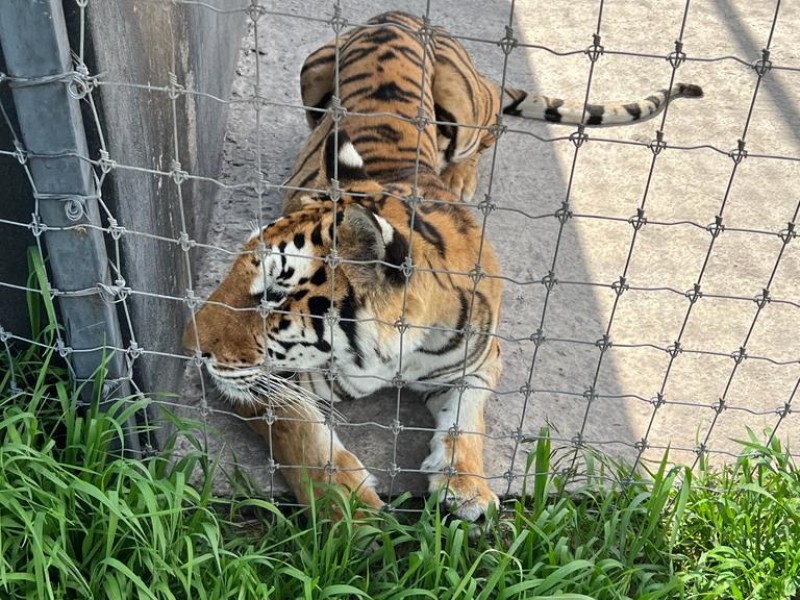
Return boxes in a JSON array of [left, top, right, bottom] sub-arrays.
[[1, 0, 798, 511]]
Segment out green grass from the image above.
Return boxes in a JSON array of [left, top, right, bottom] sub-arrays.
[[2, 251, 800, 599]]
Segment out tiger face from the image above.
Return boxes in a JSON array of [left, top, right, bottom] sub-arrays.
[[183, 195, 411, 404]]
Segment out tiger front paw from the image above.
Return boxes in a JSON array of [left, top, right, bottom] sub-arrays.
[[429, 473, 499, 522]]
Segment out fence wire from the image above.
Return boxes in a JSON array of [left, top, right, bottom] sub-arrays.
[[1, 0, 798, 508]]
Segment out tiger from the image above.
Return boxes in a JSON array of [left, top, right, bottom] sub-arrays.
[[184, 11, 702, 521], [184, 132, 502, 520], [184, 12, 506, 521], [292, 11, 703, 204]]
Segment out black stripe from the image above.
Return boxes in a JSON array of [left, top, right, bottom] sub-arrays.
[[544, 97, 564, 123], [368, 82, 419, 103], [324, 131, 369, 181], [285, 127, 329, 183], [276, 267, 294, 282], [364, 27, 401, 45], [419, 290, 469, 355], [310, 224, 324, 246], [646, 95, 662, 107], [374, 123, 403, 143], [301, 49, 337, 76], [310, 266, 327, 285], [340, 71, 373, 87], [332, 379, 358, 402], [584, 104, 605, 125], [339, 47, 375, 72], [277, 241, 287, 270], [402, 203, 446, 258], [624, 103, 642, 120], [434, 38, 478, 75], [338, 290, 363, 368], [502, 91, 527, 117], [393, 44, 425, 69], [308, 296, 332, 351], [435, 104, 459, 162], [341, 84, 375, 103], [384, 230, 409, 286]]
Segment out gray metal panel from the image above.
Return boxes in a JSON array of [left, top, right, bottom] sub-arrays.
[[0, 0, 139, 452]]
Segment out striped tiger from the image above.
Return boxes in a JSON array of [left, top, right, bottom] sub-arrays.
[[184, 11, 701, 520], [292, 11, 703, 202], [185, 131, 503, 520]]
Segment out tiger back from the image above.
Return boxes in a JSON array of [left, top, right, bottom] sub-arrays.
[[283, 12, 442, 215], [295, 11, 703, 201]]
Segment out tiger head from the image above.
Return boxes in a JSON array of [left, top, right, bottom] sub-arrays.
[[183, 133, 411, 402]]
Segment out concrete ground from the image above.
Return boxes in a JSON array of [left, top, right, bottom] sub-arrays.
[[179, 0, 800, 500]]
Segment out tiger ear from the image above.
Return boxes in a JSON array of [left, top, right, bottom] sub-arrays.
[[338, 204, 407, 287], [338, 204, 386, 264], [323, 131, 370, 183]]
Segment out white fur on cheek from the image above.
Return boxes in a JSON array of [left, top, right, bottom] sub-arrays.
[[338, 142, 363, 168], [250, 275, 265, 296], [372, 213, 394, 244]]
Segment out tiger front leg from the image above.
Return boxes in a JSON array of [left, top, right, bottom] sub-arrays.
[[420, 371, 500, 522], [240, 402, 383, 514], [440, 153, 482, 201]]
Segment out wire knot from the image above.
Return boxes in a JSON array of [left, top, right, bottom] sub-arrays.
[[329, 96, 347, 123], [728, 139, 747, 164], [99, 149, 117, 174], [778, 222, 796, 245], [329, 5, 348, 33], [555, 200, 572, 224], [417, 17, 435, 46], [127, 341, 142, 359], [706, 215, 725, 239], [667, 40, 686, 69], [541, 270, 557, 291], [13, 140, 27, 165], [569, 126, 588, 148], [628, 208, 647, 231], [248, 0, 266, 23], [171, 159, 188, 185], [754, 288, 771, 309], [167, 72, 185, 100], [649, 130, 667, 155], [499, 26, 518, 55], [178, 231, 196, 252], [685, 283, 702, 304], [753, 48, 772, 77], [585, 33, 604, 62]]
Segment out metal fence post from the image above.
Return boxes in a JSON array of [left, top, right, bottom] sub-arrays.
[[0, 0, 141, 454]]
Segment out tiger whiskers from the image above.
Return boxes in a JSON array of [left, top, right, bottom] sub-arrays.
[[245, 370, 346, 424]]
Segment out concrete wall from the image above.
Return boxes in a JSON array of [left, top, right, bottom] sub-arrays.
[[79, 0, 246, 401], [1, 0, 244, 419]]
